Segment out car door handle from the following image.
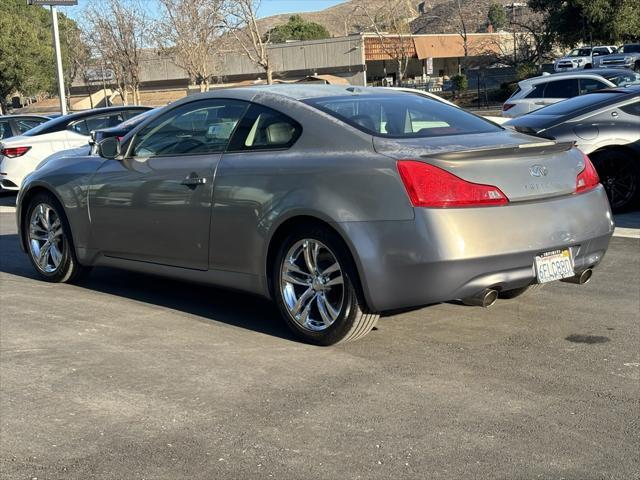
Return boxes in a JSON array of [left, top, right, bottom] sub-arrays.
[[181, 174, 207, 186]]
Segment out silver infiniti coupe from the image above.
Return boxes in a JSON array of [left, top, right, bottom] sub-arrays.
[[16, 86, 614, 345]]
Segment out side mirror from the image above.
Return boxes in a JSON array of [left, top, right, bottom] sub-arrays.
[[97, 136, 121, 160]]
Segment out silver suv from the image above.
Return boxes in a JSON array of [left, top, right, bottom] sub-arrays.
[[554, 46, 617, 72], [594, 43, 640, 71]]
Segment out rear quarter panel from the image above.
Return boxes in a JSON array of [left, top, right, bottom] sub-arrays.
[[209, 94, 414, 277]]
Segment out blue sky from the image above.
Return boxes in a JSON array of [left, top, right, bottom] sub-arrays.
[[63, 0, 347, 21]]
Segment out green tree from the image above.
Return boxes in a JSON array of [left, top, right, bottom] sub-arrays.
[[266, 15, 330, 44], [487, 3, 507, 30], [529, 0, 640, 45], [0, 0, 82, 112]]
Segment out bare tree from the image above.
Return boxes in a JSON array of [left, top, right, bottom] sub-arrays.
[[223, 0, 275, 84], [156, 0, 225, 92], [356, 0, 418, 85], [85, 0, 150, 104], [60, 24, 91, 110], [455, 0, 469, 74]]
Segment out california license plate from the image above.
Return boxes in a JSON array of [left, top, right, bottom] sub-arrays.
[[535, 249, 574, 284]]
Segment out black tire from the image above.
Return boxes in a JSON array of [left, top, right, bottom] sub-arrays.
[[23, 192, 90, 283], [272, 224, 378, 346], [590, 149, 640, 212], [634, 61, 640, 73], [500, 284, 542, 299], [584, 63, 592, 69]]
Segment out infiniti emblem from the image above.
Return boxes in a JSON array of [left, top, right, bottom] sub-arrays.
[[529, 164, 548, 177]]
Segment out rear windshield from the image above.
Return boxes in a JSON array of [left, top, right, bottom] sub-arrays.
[[620, 44, 640, 53], [304, 95, 502, 138], [22, 116, 69, 136], [528, 92, 626, 116]]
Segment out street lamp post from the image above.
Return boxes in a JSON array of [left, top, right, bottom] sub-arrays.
[[27, 0, 78, 115], [50, 5, 67, 115]]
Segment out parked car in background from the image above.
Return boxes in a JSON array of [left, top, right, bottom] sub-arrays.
[[594, 43, 640, 71], [383, 87, 507, 123], [16, 86, 613, 345], [0, 106, 151, 191], [0, 114, 51, 141], [554, 45, 617, 72], [34, 108, 161, 170], [502, 69, 640, 118], [505, 85, 640, 211]]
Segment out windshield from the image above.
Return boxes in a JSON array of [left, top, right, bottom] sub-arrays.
[[527, 92, 626, 116], [304, 95, 502, 138], [604, 71, 640, 87], [568, 48, 591, 57], [620, 44, 640, 53]]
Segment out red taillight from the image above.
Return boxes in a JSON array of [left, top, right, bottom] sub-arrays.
[[576, 152, 600, 194], [1, 146, 31, 158], [397, 160, 508, 208], [503, 103, 515, 111]]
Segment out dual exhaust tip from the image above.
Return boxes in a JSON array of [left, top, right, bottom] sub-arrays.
[[462, 268, 593, 307]]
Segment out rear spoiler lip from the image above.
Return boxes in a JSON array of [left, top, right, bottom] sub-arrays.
[[419, 140, 574, 161]]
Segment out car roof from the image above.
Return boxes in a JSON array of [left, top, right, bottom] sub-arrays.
[[520, 69, 635, 85], [505, 87, 639, 130], [184, 85, 425, 105], [0, 114, 50, 119], [22, 105, 151, 137]]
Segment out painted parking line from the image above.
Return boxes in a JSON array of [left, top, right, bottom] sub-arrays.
[[0, 206, 16, 213], [613, 227, 640, 239]]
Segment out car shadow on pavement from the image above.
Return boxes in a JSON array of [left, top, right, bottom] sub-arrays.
[[0, 232, 297, 342]]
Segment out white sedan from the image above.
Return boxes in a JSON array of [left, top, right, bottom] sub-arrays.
[[501, 69, 640, 118], [0, 106, 150, 191]]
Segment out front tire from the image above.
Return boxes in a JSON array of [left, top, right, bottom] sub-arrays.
[[24, 192, 89, 283], [273, 225, 378, 345]]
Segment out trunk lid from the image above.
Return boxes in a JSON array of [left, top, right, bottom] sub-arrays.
[[374, 131, 582, 202]]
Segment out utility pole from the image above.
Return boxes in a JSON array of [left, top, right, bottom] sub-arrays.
[[50, 5, 67, 115]]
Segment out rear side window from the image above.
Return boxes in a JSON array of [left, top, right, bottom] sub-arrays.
[[620, 101, 640, 116], [0, 120, 12, 139], [304, 95, 501, 138], [228, 104, 301, 151], [579, 78, 609, 95], [544, 79, 579, 98], [525, 83, 546, 98], [16, 119, 45, 133]]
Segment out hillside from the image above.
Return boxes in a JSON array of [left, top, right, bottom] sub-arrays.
[[256, 0, 534, 38]]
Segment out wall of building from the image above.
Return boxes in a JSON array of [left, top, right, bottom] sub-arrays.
[[72, 36, 367, 95]]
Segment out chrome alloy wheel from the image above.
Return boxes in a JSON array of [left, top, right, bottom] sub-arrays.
[[28, 203, 64, 274], [280, 239, 345, 332]]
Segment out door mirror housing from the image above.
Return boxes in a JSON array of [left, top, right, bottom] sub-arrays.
[[98, 136, 121, 160]]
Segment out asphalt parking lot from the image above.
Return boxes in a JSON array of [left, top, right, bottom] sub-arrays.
[[1, 194, 639, 480]]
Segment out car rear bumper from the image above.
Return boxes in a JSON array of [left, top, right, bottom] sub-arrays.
[[340, 186, 614, 312]]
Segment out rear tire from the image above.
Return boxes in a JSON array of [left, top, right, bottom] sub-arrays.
[[590, 149, 640, 212], [500, 284, 542, 299], [272, 224, 378, 345], [23, 192, 90, 283]]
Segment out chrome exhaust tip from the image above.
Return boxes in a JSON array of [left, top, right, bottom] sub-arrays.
[[561, 268, 593, 285], [462, 289, 499, 308]]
